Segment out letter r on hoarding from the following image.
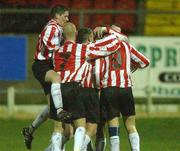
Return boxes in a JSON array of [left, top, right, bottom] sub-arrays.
[[166, 48, 177, 67]]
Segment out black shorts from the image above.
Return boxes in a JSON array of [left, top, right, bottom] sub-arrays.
[[100, 87, 135, 121], [49, 82, 86, 121], [78, 88, 100, 124], [32, 60, 53, 95]]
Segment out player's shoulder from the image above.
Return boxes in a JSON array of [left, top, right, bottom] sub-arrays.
[[45, 20, 62, 32]]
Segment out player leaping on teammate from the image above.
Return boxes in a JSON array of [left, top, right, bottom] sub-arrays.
[[22, 5, 72, 150]]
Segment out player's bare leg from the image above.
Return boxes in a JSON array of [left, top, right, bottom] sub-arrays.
[[44, 121, 63, 151], [81, 122, 97, 151], [51, 121, 64, 151], [86, 123, 96, 151], [123, 116, 140, 151], [73, 118, 86, 151], [108, 117, 120, 151], [45, 70, 71, 121], [61, 123, 74, 151]]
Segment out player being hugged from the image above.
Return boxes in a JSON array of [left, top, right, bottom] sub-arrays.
[[94, 26, 150, 151]]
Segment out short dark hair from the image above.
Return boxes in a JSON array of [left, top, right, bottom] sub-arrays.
[[50, 5, 69, 18], [77, 28, 93, 44]]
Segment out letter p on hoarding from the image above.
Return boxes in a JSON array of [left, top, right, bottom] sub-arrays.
[[151, 47, 161, 67]]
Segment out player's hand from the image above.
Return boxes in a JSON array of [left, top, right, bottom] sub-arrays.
[[131, 63, 138, 73], [111, 25, 121, 33], [93, 27, 107, 38]]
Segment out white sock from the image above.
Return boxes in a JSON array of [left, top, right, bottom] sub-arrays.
[[31, 106, 49, 131], [81, 134, 91, 151], [74, 127, 86, 151], [129, 132, 140, 151], [51, 83, 63, 111], [110, 136, 120, 151], [51, 132, 62, 151]]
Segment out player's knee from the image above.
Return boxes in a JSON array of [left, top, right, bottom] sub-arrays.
[[74, 118, 86, 128], [125, 124, 137, 133], [87, 126, 97, 137], [45, 70, 61, 83], [108, 117, 119, 127], [54, 121, 63, 133], [52, 74, 61, 83], [124, 116, 136, 133], [64, 127, 73, 139]]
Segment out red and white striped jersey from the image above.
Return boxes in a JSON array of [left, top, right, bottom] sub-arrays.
[[34, 19, 63, 60], [53, 37, 120, 84], [94, 58, 106, 89], [95, 41, 150, 88], [81, 61, 94, 88], [81, 34, 123, 88], [93, 33, 127, 89]]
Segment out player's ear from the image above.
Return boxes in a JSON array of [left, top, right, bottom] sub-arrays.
[[88, 35, 92, 43], [87, 35, 90, 42], [55, 13, 60, 19], [75, 31, 78, 40]]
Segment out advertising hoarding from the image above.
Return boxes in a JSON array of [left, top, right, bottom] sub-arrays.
[[129, 37, 180, 97]]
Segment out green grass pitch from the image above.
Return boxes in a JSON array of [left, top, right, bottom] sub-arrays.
[[0, 117, 180, 151]]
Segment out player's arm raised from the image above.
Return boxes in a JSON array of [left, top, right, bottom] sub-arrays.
[[94, 26, 129, 42], [84, 41, 121, 59]]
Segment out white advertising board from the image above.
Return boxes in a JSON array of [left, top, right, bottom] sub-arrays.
[[129, 37, 180, 98]]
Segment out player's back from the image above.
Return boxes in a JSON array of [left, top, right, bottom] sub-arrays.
[[54, 41, 86, 70], [54, 40, 88, 83], [100, 41, 132, 88]]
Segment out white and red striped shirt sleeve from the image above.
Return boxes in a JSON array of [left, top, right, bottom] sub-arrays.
[[42, 24, 62, 51], [34, 19, 63, 60], [130, 44, 150, 68], [84, 39, 121, 59]]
